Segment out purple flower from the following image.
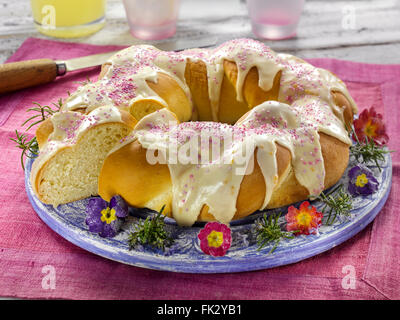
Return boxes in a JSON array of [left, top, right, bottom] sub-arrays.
[[348, 165, 379, 196], [85, 195, 129, 238]]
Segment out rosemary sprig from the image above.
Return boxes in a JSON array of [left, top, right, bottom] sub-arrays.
[[254, 212, 296, 254], [22, 100, 62, 130], [315, 184, 352, 225], [9, 130, 39, 170], [349, 125, 393, 171], [350, 136, 392, 171], [128, 205, 174, 251], [11, 99, 62, 170]]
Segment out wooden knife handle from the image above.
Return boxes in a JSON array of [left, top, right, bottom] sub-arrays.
[[0, 59, 58, 95]]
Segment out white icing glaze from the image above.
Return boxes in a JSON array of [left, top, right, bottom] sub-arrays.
[[38, 39, 357, 225], [131, 95, 348, 226]]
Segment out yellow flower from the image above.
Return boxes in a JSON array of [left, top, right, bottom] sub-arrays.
[[363, 119, 378, 137], [100, 207, 117, 224], [355, 173, 368, 188], [207, 230, 224, 248], [296, 211, 313, 227]]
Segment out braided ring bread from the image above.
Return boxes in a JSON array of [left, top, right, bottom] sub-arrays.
[[31, 39, 357, 226]]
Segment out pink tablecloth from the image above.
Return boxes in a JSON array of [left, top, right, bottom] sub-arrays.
[[0, 38, 399, 300]]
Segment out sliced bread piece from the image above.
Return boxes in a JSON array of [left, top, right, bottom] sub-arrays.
[[30, 106, 136, 206]]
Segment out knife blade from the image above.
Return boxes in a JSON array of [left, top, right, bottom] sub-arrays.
[[0, 37, 218, 95], [58, 36, 218, 75]]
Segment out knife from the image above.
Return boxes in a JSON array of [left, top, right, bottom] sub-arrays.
[[0, 37, 217, 95]]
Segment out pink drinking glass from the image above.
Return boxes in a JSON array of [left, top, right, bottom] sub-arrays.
[[122, 0, 181, 40], [246, 0, 305, 40]]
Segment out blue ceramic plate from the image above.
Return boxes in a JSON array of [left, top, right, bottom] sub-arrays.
[[25, 153, 392, 273]]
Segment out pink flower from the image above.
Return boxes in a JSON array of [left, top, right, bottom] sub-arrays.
[[197, 222, 232, 257], [353, 107, 389, 145], [285, 201, 323, 236]]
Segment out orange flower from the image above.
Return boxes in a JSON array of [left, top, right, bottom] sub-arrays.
[[285, 201, 323, 236], [353, 107, 388, 145]]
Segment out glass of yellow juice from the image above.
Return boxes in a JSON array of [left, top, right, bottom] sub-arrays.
[[30, 0, 106, 38]]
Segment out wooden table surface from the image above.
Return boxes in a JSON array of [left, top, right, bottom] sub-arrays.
[[1, 0, 400, 64]]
